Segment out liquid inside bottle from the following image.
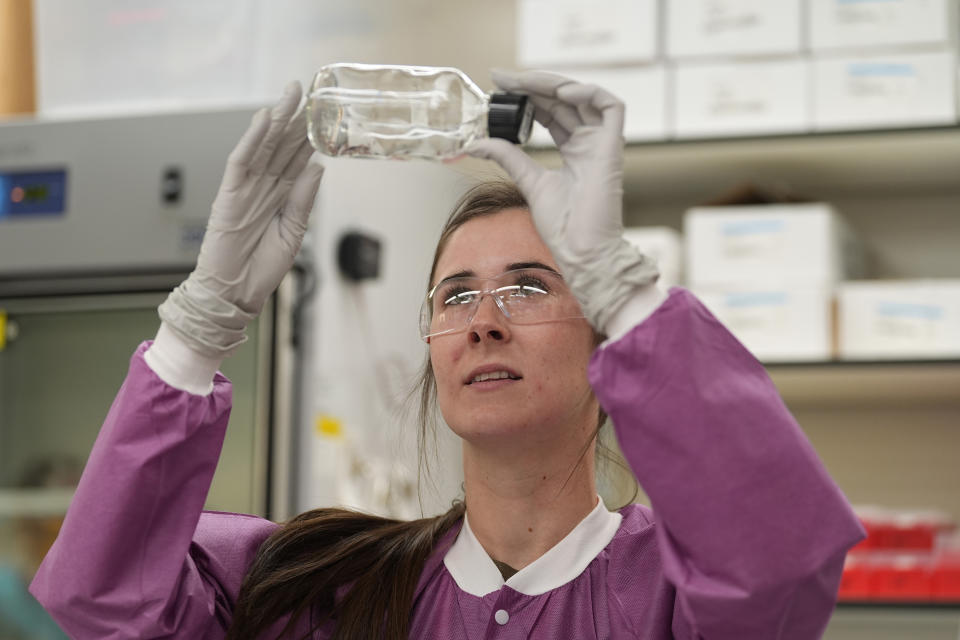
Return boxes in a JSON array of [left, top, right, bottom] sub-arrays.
[[307, 64, 529, 160]]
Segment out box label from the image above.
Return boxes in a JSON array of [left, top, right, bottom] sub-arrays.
[[518, 0, 658, 66]]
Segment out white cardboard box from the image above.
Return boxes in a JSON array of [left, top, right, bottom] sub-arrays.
[[695, 287, 835, 362], [517, 0, 658, 67], [838, 280, 960, 359], [684, 203, 863, 288], [528, 66, 668, 145], [809, 0, 955, 52], [623, 226, 683, 288], [813, 49, 959, 131], [671, 59, 811, 139], [667, 0, 803, 58]]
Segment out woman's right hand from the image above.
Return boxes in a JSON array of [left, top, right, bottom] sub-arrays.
[[158, 82, 324, 360], [466, 70, 660, 334]]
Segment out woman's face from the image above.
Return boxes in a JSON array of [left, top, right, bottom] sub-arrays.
[[429, 208, 598, 446]]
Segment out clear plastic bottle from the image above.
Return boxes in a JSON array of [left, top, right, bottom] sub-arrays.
[[306, 63, 534, 160]]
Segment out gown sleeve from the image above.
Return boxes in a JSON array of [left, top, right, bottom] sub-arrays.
[[589, 288, 865, 640], [29, 342, 278, 639]]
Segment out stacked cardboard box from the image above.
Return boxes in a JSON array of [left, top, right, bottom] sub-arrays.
[[684, 203, 862, 362], [838, 280, 960, 359], [517, 0, 959, 141]]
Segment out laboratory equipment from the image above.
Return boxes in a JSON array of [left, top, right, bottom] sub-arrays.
[[0, 108, 284, 520], [0, 105, 467, 533]]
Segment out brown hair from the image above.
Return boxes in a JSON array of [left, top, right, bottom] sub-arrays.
[[227, 180, 631, 640]]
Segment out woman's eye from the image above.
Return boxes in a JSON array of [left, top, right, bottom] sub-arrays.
[[513, 277, 549, 295], [441, 288, 477, 306], [500, 284, 547, 300]]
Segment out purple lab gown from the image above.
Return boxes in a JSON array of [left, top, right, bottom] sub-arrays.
[[30, 289, 865, 638]]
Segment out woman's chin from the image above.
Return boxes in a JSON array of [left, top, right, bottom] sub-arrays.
[[447, 413, 532, 440], [446, 412, 556, 450]]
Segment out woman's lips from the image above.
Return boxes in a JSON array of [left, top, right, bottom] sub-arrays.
[[465, 377, 521, 391], [464, 364, 522, 385]]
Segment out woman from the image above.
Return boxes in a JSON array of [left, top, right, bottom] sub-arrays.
[[30, 72, 864, 639]]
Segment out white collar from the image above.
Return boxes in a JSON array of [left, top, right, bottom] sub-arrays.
[[443, 497, 623, 597]]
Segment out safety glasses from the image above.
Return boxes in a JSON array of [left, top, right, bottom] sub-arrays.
[[420, 267, 585, 341]]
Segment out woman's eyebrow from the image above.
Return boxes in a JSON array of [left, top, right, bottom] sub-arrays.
[[434, 269, 474, 287], [434, 262, 560, 287], [506, 261, 559, 273]]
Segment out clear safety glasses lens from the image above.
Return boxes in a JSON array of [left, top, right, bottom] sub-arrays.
[[419, 267, 584, 340]]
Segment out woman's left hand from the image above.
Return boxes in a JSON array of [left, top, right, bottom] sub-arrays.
[[466, 70, 659, 333]]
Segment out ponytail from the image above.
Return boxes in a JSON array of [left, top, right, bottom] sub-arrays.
[[227, 502, 465, 640]]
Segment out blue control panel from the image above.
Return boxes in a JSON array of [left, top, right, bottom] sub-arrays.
[[0, 169, 68, 219]]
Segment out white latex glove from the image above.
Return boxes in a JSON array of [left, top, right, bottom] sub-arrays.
[[467, 70, 660, 333], [158, 82, 325, 359]]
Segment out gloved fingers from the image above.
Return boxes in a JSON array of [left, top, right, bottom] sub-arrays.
[[465, 138, 544, 197], [265, 105, 309, 178], [491, 69, 619, 130], [249, 82, 303, 175], [528, 94, 580, 139], [543, 120, 571, 148], [491, 69, 618, 144], [222, 108, 271, 192], [281, 156, 325, 238], [279, 136, 315, 187], [576, 101, 604, 127], [555, 82, 625, 135], [490, 69, 575, 98]]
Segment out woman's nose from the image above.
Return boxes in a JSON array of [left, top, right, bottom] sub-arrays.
[[467, 293, 511, 343]]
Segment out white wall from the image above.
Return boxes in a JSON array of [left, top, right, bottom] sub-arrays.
[[299, 158, 508, 518]]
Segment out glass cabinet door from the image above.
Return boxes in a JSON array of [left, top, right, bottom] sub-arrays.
[[0, 292, 270, 511], [0, 291, 271, 638]]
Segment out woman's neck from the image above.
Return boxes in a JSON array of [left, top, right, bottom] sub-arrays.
[[461, 439, 598, 572]]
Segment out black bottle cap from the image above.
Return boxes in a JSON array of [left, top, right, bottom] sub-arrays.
[[488, 92, 534, 144]]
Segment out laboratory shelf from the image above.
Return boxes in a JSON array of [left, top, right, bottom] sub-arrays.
[[527, 126, 960, 203], [765, 360, 960, 408], [827, 603, 960, 640], [0, 488, 74, 517], [837, 602, 960, 610]]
